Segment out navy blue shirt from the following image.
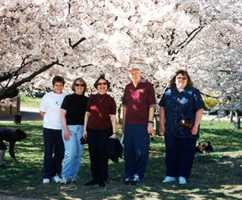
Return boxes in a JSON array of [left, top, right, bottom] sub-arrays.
[[159, 86, 204, 138]]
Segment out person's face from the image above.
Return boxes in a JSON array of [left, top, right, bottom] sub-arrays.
[[128, 68, 141, 82], [74, 81, 85, 95], [97, 79, 108, 94], [175, 73, 188, 90], [53, 82, 64, 94]]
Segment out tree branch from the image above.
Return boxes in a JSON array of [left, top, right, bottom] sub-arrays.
[[13, 56, 40, 82], [0, 56, 39, 83], [0, 72, 13, 83], [71, 64, 93, 69], [177, 25, 204, 49], [69, 37, 86, 49], [218, 69, 236, 74], [0, 59, 63, 100], [68, 0, 71, 15], [166, 25, 204, 58], [166, 28, 176, 48], [13, 59, 63, 87]]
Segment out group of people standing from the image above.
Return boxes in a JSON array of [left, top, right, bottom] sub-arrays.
[[39, 67, 204, 187]]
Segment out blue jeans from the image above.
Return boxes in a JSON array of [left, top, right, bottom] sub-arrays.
[[123, 124, 150, 181], [62, 125, 84, 180]]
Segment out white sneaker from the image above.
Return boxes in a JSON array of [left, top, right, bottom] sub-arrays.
[[162, 176, 176, 183], [43, 178, 50, 184], [133, 174, 140, 182], [71, 176, 78, 183], [60, 176, 78, 184], [60, 177, 68, 184], [52, 175, 62, 183], [178, 176, 187, 185]]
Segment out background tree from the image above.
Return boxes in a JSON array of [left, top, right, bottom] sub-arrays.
[[0, 0, 241, 107]]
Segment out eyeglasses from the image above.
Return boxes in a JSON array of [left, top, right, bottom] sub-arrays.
[[128, 68, 140, 72], [97, 82, 107, 86], [75, 83, 85, 87], [176, 76, 187, 80]]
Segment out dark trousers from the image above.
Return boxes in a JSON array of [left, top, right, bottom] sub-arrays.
[[87, 128, 111, 183], [0, 140, 7, 150], [165, 134, 197, 179], [43, 128, 64, 179], [123, 124, 150, 180]]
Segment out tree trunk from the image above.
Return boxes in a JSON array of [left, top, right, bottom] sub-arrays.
[[234, 111, 241, 129], [230, 111, 233, 123]]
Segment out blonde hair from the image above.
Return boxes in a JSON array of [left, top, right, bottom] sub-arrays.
[[71, 77, 87, 94]]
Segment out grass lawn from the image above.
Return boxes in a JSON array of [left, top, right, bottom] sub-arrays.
[[20, 95, 40, 109], [0, 120, 242, 200]]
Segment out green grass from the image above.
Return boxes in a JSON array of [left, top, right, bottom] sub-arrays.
[[20, 95, 40, 108], [0, 120, 242, 200]]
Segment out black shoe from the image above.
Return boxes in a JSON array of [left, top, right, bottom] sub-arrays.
[[124, 178, 131, 185], [130, 180, 138, 185], [84, 180, 98, 186], [104, 177, 109, 183], [98, 181, 105, 187]]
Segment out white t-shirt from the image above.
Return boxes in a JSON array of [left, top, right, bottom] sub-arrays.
[[40, 91, 66, 129]]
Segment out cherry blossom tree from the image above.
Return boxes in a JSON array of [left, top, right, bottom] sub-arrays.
[[0, 0, 241, 108]]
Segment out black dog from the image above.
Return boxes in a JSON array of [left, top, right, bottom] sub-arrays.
[[196, 141, 214, 154], [0, 128, 27, 165]]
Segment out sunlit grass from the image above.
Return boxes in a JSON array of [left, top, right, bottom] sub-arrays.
[[0, 120, 242, 199], [20, 95, 40, 108]]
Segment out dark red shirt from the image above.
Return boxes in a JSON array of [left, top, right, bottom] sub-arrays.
[[123, 79, 156, 124], [87, 93, 116, 130]]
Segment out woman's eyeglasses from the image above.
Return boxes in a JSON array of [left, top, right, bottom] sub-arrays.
[[75, 83, 85, 87]]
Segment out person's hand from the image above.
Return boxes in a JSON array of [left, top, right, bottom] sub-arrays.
[[64, 129, 71, 141], [83, 130, 88, 139], [109, 133, 117, 139], [191, 125, 198, 135], [147, 123, 155, 136], [122, 123, 125, 133], [159, 124, 165, 136]]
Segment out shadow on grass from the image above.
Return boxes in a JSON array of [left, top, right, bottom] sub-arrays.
[[0, 121, 242, 200], [1, 154, 242, 200]]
